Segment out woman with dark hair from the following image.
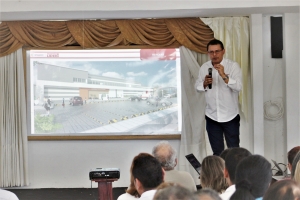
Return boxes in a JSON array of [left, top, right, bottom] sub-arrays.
[[200, 155, 228, 194], [263, 179, 300, 200], [230, 155, 272, 200]]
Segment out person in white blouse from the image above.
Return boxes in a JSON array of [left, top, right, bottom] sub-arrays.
[[0, 189, 19, 200], [195, 39, 242, 156]]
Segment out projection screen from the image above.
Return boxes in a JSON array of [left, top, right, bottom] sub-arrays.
[[27, 48, 182, 136]]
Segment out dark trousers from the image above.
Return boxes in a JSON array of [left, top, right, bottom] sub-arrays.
[[206, 114, 240, 156]]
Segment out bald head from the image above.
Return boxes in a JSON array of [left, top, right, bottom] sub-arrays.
[[152, 141, 177, 170], [156, 146, 171, 158]]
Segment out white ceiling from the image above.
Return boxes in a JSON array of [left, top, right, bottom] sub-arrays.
[[0, 1, 299, 21]]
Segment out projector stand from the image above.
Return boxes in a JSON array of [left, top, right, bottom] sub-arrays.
[[92, 178, 118, 200]]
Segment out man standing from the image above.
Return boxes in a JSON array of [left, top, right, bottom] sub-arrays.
[[195, 39, 242, 156]]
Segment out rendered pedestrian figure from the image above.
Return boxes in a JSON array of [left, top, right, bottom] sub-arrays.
[[44, 97, 50, 115]]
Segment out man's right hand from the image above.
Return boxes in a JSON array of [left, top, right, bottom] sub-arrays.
[[203, 75, 213, 88]]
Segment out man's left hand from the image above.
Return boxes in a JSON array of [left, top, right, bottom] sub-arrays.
[[214, 64, 226, 77]]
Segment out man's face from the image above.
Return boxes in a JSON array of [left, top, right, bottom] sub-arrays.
[[207, 44, 225, 65]]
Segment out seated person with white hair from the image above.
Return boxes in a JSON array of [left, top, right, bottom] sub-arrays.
[[195, 188, 222, 200], [154, 184, 197, 200], [152, 141, 197, 192]]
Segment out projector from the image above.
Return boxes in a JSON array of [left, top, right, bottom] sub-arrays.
[[89, 168, 120, 180]]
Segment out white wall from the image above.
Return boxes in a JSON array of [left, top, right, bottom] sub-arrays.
[[283, 13, 300, 152], [25, 140, 180, 188], [250, 14, 265, 155], [262, 15, 286, 162], [254, 13, 299, 166]]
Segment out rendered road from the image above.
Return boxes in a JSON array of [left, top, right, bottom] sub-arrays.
[[33, 98, 178, 134]]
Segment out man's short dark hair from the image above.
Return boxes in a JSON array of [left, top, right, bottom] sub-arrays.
[[225, 147, 252, 184], [288, 146, 300, 164], [220, 148, 231, 161], [206, 39, 224, 51], [132, 153, 163, 190]]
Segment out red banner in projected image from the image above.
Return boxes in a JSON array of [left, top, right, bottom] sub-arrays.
[[140, 49, 176, 60]]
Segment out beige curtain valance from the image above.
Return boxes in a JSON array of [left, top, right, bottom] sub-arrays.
[[0, 18, 214, 57]]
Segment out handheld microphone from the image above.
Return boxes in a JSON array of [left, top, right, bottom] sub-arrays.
[[208, 68, 212, 89]]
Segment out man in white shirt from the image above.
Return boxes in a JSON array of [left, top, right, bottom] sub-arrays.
[[152, 141, 197, 192], [220, 147, 251, 200], [195, 39, 242, 156], [132, 153, 164, 200]]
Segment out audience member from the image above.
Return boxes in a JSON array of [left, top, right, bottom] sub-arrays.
[[200, 155, 227, 194], [117, 154, 140, 200], [0, 189, 19, 200], [195, 188, 222, 200], [131, 153, 164, 200], [219, 148, 231, 161], [220, 147, 252, 200], [288, 146, 300, 173], [153, 184, 196, 200], [263, 179, 300, 200], [230, 155, 272, 200], [152, 141, 197, 191], [292, 151, 300, 184], [156, 182, 178, 190]]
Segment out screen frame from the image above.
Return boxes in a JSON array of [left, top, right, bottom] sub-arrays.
[[24, 47, 182, 140]]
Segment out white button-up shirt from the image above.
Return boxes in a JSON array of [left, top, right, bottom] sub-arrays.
[[220, 184, 236, 200], [195, 58, 242, 122], [139, 190, 157, 200]]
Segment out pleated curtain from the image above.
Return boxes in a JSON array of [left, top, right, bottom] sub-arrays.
[[0, 48, 29, 187]]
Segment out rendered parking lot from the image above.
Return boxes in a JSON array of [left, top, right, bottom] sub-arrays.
[[33, 98, 179, 135]]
